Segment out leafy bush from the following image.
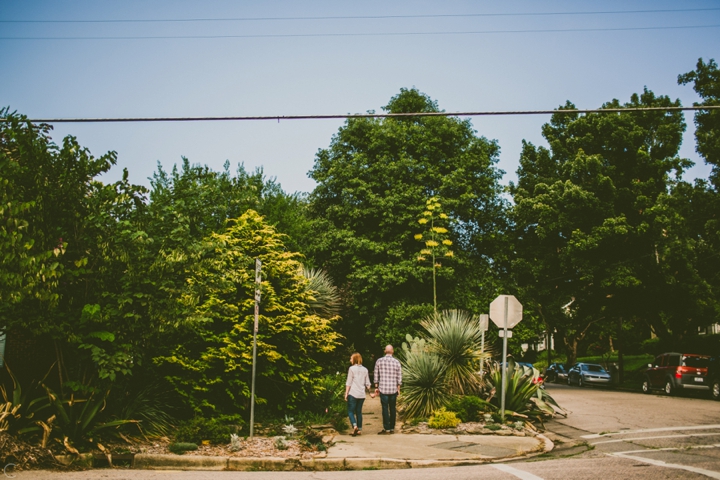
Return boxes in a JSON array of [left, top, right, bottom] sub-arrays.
[[399, 348, 450, 419], [296, 374, 348, 432], [168, 442, 198, 454], [484, 423, 501, 431], [447, 395, 493, 423], [428, 408, 461, 429], [174, 415, 244, 444], [274, 436, 288, 450]]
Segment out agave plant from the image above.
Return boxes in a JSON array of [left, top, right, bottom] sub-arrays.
[[422, 310, 489, 395], [484, 359, 565, 421], [399, 349, 450, 419], [301, 267, 341, 318]]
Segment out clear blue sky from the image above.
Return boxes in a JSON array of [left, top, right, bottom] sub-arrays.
[[1, 1, 718, 194]]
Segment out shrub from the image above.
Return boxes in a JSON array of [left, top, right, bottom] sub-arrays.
[[399, 349, 450, 419], [174, 415, 244, 445], [168, 442, 198, 454], [428, 408, 461, 429], [484, 424, 501, 431], [447, 395, 494, 423]]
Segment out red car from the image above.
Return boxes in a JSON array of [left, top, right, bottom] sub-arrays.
[[642, 352, 711, 395]]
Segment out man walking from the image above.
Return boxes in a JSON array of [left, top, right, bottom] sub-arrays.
[[373, 345, 402, 434]]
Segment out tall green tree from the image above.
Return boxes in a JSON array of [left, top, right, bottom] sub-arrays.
[[511, 88, 697, 367], [309, 88, 507, 349]]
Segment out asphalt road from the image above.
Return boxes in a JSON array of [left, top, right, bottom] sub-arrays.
[[11, 383, 720, 480]]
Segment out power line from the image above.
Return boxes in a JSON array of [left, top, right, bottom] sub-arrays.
[[8, 106, 719, 124], [1, 24, 718, 40], [2, 7, 718, 24]]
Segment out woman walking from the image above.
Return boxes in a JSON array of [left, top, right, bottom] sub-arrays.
[[344, 352, 371, 436]]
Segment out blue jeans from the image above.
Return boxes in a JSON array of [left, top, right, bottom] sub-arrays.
[[379, 393, 397, 431], [347, 395, 365, 429]]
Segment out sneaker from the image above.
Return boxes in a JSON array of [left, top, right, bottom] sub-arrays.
[[378, 430, 389, 435], [388, 430, 395, 434]]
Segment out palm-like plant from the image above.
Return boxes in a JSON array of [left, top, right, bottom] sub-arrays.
[[302, 267, 341, 318], [422, 310, 488, 395], [484, 359, 565, 420], [400, 349, 450, 419]]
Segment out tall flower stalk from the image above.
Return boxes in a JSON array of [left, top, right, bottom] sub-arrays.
[[415, 197, 453, 312]]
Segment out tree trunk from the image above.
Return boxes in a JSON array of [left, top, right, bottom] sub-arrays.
[[565, 336, 579, 367]]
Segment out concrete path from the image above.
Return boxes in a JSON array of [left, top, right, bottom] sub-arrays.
[[327, 394, 544, 461]]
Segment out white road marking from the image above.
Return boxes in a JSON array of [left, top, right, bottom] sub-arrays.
[[610, 448, 720, 479], [492, 463, 544, 480], [592, 432, 720, 445], [582, 424, 720, 439]]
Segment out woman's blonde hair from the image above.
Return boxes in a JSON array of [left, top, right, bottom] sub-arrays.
[[351, 352, 363, 365]]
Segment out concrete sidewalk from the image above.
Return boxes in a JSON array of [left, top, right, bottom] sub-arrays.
[[326, 395, 547, 462]]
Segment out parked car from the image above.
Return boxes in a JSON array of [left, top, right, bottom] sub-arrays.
[[642, 352, 711, 396], [567, 363, 612, 387], [545, 363, 569, 384], [707, 355, 720, 400]]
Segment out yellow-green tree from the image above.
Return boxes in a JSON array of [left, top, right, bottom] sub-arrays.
[[155, 210, 341, 414], [415, 197, 453, 312]]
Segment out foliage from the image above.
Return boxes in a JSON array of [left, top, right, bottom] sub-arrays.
[[484, 360, 563, 421], [308, 88, 507, 349], [414, 197, 454, 311], [174, 415, 244, 445], [300, 427, 326, 450], [446, 395, 494, 423], [0, 366, 53, 445], [155, 210, 341, 414], [399, 348, 449, 419], [44, 386, 137, 451], [509, 87, 708, 366], [115, 384, 176, 437], [302, 267, 342, 319], [274, 436, 289, 450], [428, 407, 461, 429], [422, 310, 487, 395], [168, 442, 199, 454]]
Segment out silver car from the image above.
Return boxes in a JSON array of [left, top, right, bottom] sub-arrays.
[[568, 363, 612, 387]]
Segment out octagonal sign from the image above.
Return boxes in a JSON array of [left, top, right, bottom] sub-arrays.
[[489, 295, 523, 330]]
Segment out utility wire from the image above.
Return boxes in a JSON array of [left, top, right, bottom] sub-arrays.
[[9, 106, 719, 124], [2, 24, 718, 40], [1, 7, 718, 23]]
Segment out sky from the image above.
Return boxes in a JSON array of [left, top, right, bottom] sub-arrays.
[[1, 1, 718, 194]]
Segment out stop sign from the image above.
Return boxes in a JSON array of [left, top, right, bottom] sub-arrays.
[[489, 295, 523, 329]]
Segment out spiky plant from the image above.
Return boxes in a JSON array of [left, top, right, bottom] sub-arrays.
[[422, 310, 488, 395], [302, 267, 341, 318], [399, 349, 450, 419]]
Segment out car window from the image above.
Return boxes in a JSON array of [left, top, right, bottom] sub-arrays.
[[581, 365, 588, 371], [586, 365, 605, 373], [682, 356, 710, 368], [668, 355, 682, 367], [654, 356, 663, 367]]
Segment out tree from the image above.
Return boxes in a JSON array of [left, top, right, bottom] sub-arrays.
[[308, 88, 507, 349], [511, 88, 694, 367], [153, 210, 341, 414]]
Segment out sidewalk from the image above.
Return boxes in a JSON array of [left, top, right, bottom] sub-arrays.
[[325, 395, 548, 462]]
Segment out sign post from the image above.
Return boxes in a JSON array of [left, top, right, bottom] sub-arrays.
[[479, 314, 489, 378], [249, 259, 262, 438], [489, 295, 523, 420]]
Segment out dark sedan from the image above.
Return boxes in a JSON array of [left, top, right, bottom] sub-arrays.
[[568, 363, 612, 387], [545, 363, 568, 383]]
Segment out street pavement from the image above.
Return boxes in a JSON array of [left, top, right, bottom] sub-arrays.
[[11, 382, 720, 479]]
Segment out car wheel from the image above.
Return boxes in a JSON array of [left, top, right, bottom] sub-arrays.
[[712, 380, 720, 401], [664, 380, 673, 396], [567, 376, 571, 386], [642, 377, 651, 394]]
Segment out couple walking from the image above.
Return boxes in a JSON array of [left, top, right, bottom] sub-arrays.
[[343, 345, 402, 436]]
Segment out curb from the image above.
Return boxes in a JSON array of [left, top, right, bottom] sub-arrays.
[[128, 435, 552, 471]]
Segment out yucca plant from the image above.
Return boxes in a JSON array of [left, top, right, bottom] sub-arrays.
[[0, 365, 54, 447], [302, 267, 341, 319], [422, 310, 488, 395], [399, 349, 450, 419], [484, 359, 565, 421]]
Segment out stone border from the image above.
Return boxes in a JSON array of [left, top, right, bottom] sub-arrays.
[[128, 435, 552, 471]]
